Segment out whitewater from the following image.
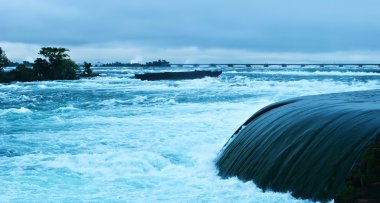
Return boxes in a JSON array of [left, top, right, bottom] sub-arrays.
[[1, 65, 380, 202]]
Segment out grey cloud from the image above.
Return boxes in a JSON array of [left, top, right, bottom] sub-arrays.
[[1, 0, 380, 52]]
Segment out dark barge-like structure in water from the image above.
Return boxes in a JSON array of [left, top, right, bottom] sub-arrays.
[[135, 70, 222, 81]]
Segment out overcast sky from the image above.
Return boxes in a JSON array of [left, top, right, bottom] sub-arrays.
[[1, 0, 380, 63]]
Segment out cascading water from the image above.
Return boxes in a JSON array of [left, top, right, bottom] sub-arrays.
[[1, 65, 380, 202], [216, 90, 380, 202]]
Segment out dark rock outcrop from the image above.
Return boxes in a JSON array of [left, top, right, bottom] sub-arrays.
[[135, 70, 222, 81]]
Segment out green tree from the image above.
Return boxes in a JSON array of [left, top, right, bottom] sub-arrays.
[[59, 59, 78, 79], [39, 47, 69, 64], [10, 64, 35, 82], [33, 47, 78, 80], [0, 47, 10, 72], [83, 62, 93, 75], [33, 58, 50, 79]]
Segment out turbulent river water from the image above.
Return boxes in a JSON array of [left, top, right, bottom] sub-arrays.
[[1, 65, 380, 202]]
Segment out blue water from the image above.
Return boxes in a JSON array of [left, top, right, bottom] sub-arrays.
[[1, 65, 380, 202]]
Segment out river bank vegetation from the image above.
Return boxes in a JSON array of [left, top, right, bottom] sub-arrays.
[[0, 47, 171, 83], [0, 47, 94, 83]]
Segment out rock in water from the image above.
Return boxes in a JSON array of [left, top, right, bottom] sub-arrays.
[[134, 70, 222, 81], [216, 90, 380, 202]]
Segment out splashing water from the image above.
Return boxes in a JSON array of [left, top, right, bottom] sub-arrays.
[[1, 65, 380, 202]]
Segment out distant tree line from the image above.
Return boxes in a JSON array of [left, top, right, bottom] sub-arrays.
[[7, 61, 33, 67], [100, 59, 170, 67], [145, 59, 170, 67], [0, 47, 95, 83], [100, 62, 142, 67]]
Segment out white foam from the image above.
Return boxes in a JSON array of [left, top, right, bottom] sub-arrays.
[[55, 105, 78, 112], [0, 92, 7, 99], [0, 84, 23, 89], [0, 66, 376, 202], [37, 84, 48, 89], [99, 98, 126, 106], [225, 70, 380, 76], [0, 107, 32, 115], [150, 96, 177, 105], [130, 95, 148, 104]]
